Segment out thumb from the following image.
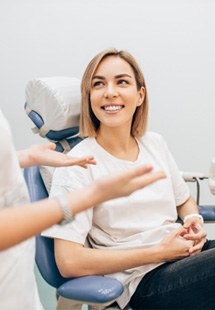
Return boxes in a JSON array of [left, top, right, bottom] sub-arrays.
[[48, 142, 57, 151], [176, 226, 189, 237]]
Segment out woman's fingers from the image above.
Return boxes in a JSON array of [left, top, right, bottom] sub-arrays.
[[189, 238, 207, 255]]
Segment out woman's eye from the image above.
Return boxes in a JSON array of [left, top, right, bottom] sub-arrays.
[[93, 81, 104, 87], [118, 79, 128, 85]]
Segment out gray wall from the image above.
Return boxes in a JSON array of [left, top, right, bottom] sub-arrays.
[[0, 0, 215, 203]]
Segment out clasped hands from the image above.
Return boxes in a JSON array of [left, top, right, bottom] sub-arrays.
[[182, 218, 207, 255], [160, 218, 207, 262]]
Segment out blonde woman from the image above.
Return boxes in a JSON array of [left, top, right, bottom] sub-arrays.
[[44, 49, 214, 309]]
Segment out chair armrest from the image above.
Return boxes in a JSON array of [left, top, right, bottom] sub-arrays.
[[181, 171, 207, 182], [198, 205, 215, 221], [57, 276, 124, 303]]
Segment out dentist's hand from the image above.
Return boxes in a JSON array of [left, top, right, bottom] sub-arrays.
[[17, 142, 96, 168], [93, 165, 166, 202]]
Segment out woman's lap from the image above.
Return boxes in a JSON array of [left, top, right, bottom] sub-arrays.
[[129, 240, 215, 309]]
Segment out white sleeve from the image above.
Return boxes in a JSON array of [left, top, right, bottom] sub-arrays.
[[157, 134, 190, 206], [42, 155, 93, 244]]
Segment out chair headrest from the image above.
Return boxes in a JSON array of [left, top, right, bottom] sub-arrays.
[[25, 76, 81, 141]]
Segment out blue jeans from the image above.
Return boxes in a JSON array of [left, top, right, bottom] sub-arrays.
[[129, 240, 215, 309]]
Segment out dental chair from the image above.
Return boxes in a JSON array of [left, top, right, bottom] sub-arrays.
[[24, 77, 124, 310], [24, 76, 215, 310], [182, 162, 215, 222]]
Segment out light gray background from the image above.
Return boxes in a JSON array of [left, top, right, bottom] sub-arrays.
[[1, 0, 214, 202], [0, 1, 215, 308]]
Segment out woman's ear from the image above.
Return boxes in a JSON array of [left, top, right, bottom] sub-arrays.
[[137, 86, 145, 106]]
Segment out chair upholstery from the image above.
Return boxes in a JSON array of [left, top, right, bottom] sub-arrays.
[[24, 165, 124, 306], [198, 205, 215, 221]]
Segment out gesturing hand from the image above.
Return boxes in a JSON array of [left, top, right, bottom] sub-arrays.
[[18, 142, 96, 168], [94, 165, 166, 202]]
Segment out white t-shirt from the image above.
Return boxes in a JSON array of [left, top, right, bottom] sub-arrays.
[[0, 109, 43, 310], [43, 133, 190, 309]]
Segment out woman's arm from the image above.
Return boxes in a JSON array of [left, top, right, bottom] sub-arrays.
[[54, 226, 194, 278], [17, 142, 96, 169], [0, 165, 165, 250], [177, 196, 207, 254], [177, 196, 199, 220]]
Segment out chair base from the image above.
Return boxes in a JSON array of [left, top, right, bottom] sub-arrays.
[[57, 296, 116, 310]]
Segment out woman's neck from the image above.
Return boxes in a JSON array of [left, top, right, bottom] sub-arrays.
[[96, 127, 139, 161]]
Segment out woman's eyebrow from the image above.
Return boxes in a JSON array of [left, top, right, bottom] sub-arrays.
[[115, 74, 132, 79], [92, 74, 132, 80], [92, 75, 105, 80]]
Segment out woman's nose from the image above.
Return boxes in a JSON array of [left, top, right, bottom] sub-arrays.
[[104, 83, 118, 98]]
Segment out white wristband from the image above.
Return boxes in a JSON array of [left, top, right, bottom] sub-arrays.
[[183, 213, 204, 224], [55, 195, 73, 225]]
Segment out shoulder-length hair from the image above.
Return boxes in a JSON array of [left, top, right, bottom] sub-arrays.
[[80, 48, 148, 138]]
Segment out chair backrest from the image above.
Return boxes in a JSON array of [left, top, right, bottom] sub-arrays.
[[24, 77, 125, 304], [24, 76, 84, 287], [25, 77, 81, 133], [24, 166, 72, 288], [25, 76, 82, 153]]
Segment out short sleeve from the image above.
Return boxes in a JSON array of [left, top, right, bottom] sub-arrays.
[[42, 151, 94, 243], [154, 133, 190, 206], [42, 208, 93, 244]]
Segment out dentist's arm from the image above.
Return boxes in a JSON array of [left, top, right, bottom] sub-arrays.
[[0, 165, 165, 250]]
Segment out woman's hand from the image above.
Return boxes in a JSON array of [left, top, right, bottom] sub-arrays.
[[183, 218, 207, 255], [17, 142, 96, 168], [157, 227, 194, 262]]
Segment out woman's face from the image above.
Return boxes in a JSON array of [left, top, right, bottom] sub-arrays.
[[90, 56, 144, 132]]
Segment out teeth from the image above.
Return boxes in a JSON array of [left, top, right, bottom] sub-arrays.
[[103, 105, 122, 111]]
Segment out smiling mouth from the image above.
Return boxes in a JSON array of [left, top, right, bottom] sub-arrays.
[[101, 105, 124, 111]]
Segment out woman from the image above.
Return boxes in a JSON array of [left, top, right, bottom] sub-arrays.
[[0, 108, 163, 310], [43, 49, 215, 309]]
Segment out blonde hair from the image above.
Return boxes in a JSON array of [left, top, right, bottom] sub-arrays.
[[80, 48, 148, 137]]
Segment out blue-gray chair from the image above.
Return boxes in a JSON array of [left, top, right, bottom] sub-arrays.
[[24, 165, 123, 310]]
